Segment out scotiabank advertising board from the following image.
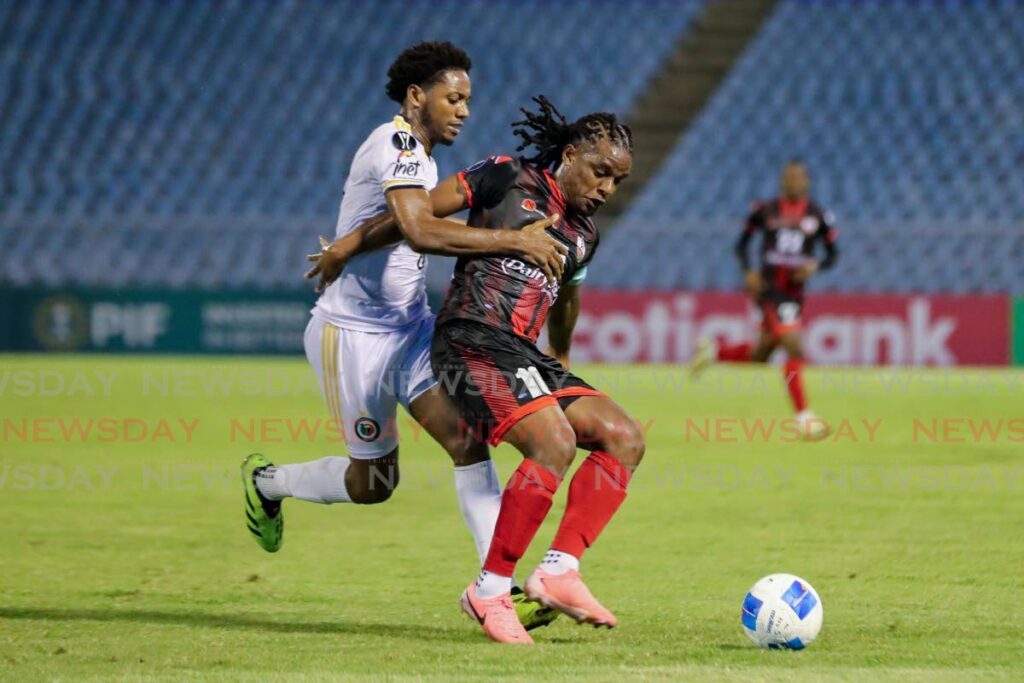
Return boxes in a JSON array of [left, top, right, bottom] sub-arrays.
[[569, 291, 1010, 366]]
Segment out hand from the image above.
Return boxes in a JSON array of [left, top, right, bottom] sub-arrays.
[[743, 270, 763, 297], [547, 347, 570, 369], [794, 261, 819, 283], [513, 213, 567, 285], [305, 234, 358, 293]]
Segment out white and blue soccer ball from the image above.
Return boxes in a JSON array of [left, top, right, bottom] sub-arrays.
[[741, 573, 823, 650]]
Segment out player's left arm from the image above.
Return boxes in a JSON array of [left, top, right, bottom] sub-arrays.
[[795, 210, 839, 282], [546, 276, 584, 369], [817, 210, 839, 270]]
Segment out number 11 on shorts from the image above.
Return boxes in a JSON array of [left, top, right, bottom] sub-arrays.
[[516, 366, 551, 399]]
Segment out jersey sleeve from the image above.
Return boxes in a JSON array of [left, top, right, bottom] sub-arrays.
[[744, 202, 766, 234], [736, 202, 765, 270], [374, 126, 433, 193], [817, 207, 839, 244], [568, 265, 588, 285], [456, 155, 520, 210], [814, 205, 839, 270]]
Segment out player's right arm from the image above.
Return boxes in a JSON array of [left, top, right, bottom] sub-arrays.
[[736, 203, 764, 297], [307, 152, 568, 291], [307, 180, 565, 291], [385, 176, 564, 282]]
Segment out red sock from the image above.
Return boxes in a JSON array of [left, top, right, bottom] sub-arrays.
[[551, 451, 632, 559], [483, 459, 562, 577], [784, 358, 807, 412], [717, 341, 752, 362]]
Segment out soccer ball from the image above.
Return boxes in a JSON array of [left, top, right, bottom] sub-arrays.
[[741, 573, 823, 649]]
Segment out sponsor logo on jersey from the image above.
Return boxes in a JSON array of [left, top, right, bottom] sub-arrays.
[[392, 159, 423, 179], [500, 258, 546, 282], [354, 417, 380, 442], [576, 235, 586, 260], [391, 131, 417, 151], [500, 258, 560, 301]]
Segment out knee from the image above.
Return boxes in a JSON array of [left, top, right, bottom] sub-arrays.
[[349, 483, 395, 505], [599, 417, 646, 469], [526, 422, 578, 477], [781, 336, 803, 360], [346, 454, 399, 505], [442, 430, 490, 468]]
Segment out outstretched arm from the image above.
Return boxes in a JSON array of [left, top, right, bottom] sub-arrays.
[[386, 178, 564, 274], [306, 176, 566, 292], [546, 283, 581, 369]]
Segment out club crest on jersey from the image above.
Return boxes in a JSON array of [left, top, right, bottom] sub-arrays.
[[800, 216, 820, 234], [521, 198, 542, 215], [391, 131, 417, 152], [576, 235, 586, 260], [354, 417, 380, 442]]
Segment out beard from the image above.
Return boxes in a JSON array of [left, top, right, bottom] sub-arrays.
[[420, 106, 446, 145]]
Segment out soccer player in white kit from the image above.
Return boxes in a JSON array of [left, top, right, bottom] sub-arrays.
[[240, 42, 566, 629]]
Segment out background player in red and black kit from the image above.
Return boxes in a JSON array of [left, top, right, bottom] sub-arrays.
[[426, 97, 643, 644], [693, 159, 838, 439]]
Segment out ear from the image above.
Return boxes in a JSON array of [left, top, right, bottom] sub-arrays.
[[561, 143, 578, 168], [407, 83, 426, 109]]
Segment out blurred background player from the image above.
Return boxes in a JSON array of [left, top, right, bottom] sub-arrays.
[[692, 160, 838, 439], [241, 42, 564, 629]]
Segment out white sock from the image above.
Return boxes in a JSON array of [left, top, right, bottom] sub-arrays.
[[255, 456, 352, 504], [475, 570, 513, 599], [453, 460, 502, 565], [541, 549, 580, 575]]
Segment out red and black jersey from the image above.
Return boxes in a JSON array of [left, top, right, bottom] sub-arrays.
[[735, 197, 839, 300], [436, 155, 598, 342]]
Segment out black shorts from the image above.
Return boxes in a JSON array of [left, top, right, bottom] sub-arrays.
[[758, 290, 804, 336], [431, 320, 603, 445]]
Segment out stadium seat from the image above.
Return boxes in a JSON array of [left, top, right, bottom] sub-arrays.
[[0, 0, 704, 288], [594, 0, 1024, 294]]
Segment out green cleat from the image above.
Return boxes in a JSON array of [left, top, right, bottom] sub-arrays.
[[511, 586, 559, 631], [240, 453, 283, 553]]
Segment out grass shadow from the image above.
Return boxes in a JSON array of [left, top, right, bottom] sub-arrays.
[[0, 606, 460, 642]]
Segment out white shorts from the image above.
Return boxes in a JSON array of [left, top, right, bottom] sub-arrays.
[[304, 313, 437, 459]]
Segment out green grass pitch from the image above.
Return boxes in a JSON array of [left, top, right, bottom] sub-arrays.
[[1, 354, 1022, 681]]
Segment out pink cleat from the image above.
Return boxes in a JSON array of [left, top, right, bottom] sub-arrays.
[[460, 582, 534, 644], [524, 567, 618, 628]]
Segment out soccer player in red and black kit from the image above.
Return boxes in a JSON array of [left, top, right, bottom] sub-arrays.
[[430, 98, 641, 644], [693, 160, 838, 439]]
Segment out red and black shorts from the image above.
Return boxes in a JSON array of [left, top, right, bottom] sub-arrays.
[[759, 291, 804, 337], [431, 320, 604, 445]]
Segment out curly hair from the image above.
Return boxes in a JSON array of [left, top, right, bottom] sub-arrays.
[[385, 41, 472, 103], [511, 95, 633, 170]]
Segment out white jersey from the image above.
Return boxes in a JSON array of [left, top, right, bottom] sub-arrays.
[[314, 115, 438, 331]]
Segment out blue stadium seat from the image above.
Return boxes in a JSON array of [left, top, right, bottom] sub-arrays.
[[0, 0, 704, 288]]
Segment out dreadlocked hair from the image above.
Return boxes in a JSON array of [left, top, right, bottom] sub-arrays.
[[511, 95, 633, 170], [385, 41, 471, 103]]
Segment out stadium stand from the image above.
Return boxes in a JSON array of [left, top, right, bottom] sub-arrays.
[[595, 0, 1024, 294], [0, 0, 703, 288]]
